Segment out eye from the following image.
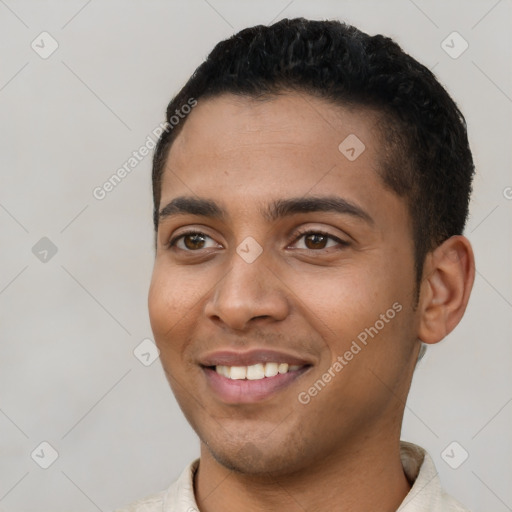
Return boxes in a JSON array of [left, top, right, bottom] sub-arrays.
[[291, 229, 349, 250], [168, 231, 220, 251]]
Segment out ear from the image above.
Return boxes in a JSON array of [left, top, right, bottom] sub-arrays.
[[417, 235, 475, 344]]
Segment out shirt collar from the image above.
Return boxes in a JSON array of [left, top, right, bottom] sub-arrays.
[[162, 441, 465, 512]]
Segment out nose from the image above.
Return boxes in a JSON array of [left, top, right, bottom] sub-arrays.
[[204, 247, 290, 332]]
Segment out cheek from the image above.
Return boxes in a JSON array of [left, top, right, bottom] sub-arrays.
[[148, 264, 198, 343], [148, 270, 197, 389], [294, 266, 383, 333], [148, 272, 174, 339], [293, 259, 410, 360]]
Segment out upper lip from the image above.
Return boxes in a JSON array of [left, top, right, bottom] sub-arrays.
[[199, 349, 314, 367]]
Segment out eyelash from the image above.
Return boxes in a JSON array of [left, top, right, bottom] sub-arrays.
[[167, 228, 349, 251], [167, 230, 216, 250], [293, 228, 349, 250]]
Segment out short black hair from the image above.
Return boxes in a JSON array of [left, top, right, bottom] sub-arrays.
[[152, 17, 474, 301]]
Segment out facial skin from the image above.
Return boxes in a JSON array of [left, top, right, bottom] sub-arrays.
[[148, 92, 475, 512]]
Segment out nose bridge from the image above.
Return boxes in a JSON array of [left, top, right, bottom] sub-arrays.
[[218, 242, 270, 307], [205, 240, 289, 329]]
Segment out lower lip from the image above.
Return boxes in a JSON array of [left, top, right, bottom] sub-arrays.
[[202, 366, 310, 404]]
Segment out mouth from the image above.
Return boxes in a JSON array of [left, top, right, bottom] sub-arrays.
[[199, 350, 313, 404], [212, 362, 304, 380]]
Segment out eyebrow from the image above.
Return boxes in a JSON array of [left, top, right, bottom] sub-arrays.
[[158, 195, 374, 226], [159, 196, 224, 221], [263, 196, 374, 225]]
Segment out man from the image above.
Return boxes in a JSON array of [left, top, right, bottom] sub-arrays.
[[118, 17, 475, 511]]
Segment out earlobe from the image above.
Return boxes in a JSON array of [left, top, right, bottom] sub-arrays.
[[417, 235, 475, 345]]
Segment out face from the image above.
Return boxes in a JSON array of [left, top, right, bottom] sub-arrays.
[[148, 92, 421, 475]]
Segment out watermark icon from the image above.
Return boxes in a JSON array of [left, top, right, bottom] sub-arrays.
[[441, 31, 468, 59], [92, 98, 197, 200], [338, 134, 366, 161], [31, 441, 59, 469], [298, 301, 402, 405], [503, 187, 512, 200], [31, 31, 59, 59], [441, 441, 469, 469], [133, 338, 160, 367], [236, 236, 263, 263], [32, 237, 58, 263]]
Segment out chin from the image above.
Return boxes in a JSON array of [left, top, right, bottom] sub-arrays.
[[203, 433, 308, 476]]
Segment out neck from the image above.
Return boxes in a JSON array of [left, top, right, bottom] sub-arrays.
[[194, 435, 411, 512]]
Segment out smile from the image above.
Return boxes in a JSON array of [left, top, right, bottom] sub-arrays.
[[214, 362, 303, 380], [202, 363, 311, 404], [198, 349, 314, 403]]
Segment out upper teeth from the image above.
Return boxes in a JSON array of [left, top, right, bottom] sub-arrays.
[[215, 363, 302, 380]]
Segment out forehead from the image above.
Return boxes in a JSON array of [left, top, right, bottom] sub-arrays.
[[167, 92, 382, 169], [159, 92, 407, 233]]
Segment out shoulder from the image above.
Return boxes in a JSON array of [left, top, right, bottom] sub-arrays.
[[438, 489, 473, 512], [112, 459, 200, 512], [112, 490, 166, 512], [399, 441, 473, 512]]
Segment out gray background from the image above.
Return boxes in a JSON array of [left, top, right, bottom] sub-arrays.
[[0, 0, 511, 511]]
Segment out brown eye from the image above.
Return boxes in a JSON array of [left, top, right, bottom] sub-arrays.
[[304, 233, 328, 249], [169, 232, 220, 251], [292, 230, 349, 251], [183, 233, 206, 250]]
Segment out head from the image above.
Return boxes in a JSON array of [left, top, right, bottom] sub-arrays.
[[148, 18, 475, 475], [152, 18, 474, 300]]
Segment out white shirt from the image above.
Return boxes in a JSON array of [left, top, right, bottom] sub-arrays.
[[115, 441, 471, 511]]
